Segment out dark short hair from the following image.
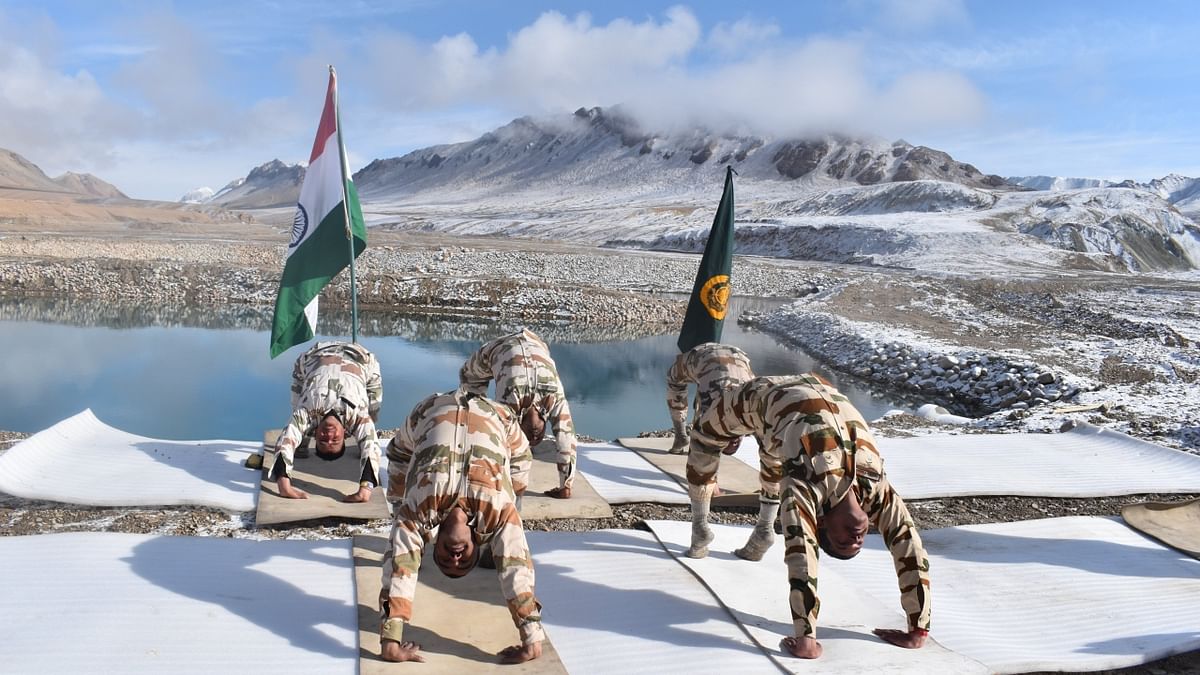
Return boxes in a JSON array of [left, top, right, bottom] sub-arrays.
[[818, 527, 859, 560]]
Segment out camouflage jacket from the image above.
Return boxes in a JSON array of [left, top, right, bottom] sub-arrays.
[[693, 374, 931, 638], [380, 388, 543, 646], [666, 342, 755, 425], [269, 341, 383, 484], [460, 328, 578, 489]]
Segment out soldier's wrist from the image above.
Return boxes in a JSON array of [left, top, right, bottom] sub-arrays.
[[359, 481, 373, 489]]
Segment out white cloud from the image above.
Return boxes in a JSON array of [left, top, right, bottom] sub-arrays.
[[875, 70, 986, 135], [0, 43, 135, 173], [873, 0, 969, 33], [0, 4, 997, 199], [707, 18, 782, 56], [354, 8, 987, 140]]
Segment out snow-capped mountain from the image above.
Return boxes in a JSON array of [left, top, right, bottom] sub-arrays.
[[179, 187, 214, 204], [1145, 174, 1200, 220], [1010, 173, 1200, 222], [194, 107, 1200, 275], [1008, 175, 1124, 191], [354, 106, 1009, 202], [203, 159, 305, 209]]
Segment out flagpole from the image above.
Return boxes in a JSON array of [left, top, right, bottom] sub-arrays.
[[330, 65, 359, 344]]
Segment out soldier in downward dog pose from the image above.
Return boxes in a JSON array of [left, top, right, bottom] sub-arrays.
[[379, 387, 543, 664], [461, 328, 578, 499], [269, 341, 382, 502], [688, 374, 932, 659]]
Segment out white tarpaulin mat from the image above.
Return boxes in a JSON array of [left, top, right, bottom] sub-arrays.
[[575, 442, 688, 504], [526, 529, 776, 673], [730, 424, 1200, 498], [647, 517, 1200, 674], [0, 532, 357, 673], [0, 409, 258, 511], [643, 521, 986, 674]]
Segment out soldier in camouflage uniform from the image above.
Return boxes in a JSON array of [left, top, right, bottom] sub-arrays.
[[666, 342, 756, 453], [269, 341, 383, 502], [379, 388, 543, 664], [667, 343, 783, 561], [461, 328, 578, 499], [689, 374, 931, 659]]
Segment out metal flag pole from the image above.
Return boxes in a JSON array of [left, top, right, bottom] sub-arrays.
[[330, 65, 359, 344]]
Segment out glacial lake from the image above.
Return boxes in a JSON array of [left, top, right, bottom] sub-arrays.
[[0, 296, 908, 441]]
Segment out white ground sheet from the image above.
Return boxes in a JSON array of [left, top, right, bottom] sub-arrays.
[[647, 518, 1200, 674], [575, 442, 688, 504], [731, 424, 1200, 498], [0, 532, 357, 673], [0, 409, 258, 511], [525, 529, 776, 673]]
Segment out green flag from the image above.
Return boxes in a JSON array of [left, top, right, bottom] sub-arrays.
[[269, 68, 366, 359], [677, 166, 735, 353]]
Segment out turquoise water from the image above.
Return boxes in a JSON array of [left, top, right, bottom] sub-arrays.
[[0, 297, 906, 441]]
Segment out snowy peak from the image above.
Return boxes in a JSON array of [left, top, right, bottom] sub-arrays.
[[52, 171, 127, 199], [179, 186, 214, 204], [1008, 175, 1124, 191], [354, 105, 1009, 200], [207, 159, 305, 209], [770, 138, 1006, 188], [1009, 173, 1200, 221], [1008, 187, 1200, 272]]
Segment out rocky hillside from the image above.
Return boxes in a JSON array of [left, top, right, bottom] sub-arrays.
[[0, 149, 68, 192], [52, 171, 127, 199], [1011, 173, 1200, 222], [353, 106, 1010, 200], [206, 159, 304, 209]]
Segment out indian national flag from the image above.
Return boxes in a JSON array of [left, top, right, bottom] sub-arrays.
[[269, 69, 366, 358]]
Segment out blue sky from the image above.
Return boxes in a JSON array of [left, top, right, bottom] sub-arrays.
[[1, 0, 1197, 200]]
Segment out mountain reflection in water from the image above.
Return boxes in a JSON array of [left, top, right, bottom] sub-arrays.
[[0, 296, 907, 441]]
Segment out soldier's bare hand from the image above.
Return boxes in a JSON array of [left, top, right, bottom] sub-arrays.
[[873, 627, 927, 649], [781, 636, 822, 659], [543, 487, 571, 499], [277, 477, 308, 499], [498, 642, 541, 663], [343, 486, 372, 503], [381, 639, 425, 662]]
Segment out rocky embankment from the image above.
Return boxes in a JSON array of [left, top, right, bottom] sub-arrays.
[[747, 305, 1088, 417], [0, 236, 819, 328]]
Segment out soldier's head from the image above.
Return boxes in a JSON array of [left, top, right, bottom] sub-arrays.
[[433, 506, 480, 577], [818, 488, 869, 560], [314, 412, 347, 460], [518, 395, 547, 447]]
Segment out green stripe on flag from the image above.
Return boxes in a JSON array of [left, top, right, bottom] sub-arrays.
[[269, 201, 366, 358]]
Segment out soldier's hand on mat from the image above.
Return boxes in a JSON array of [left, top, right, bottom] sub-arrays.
[[343, 486, 372, 503], [498, 641, 542, 663], [781, 635, 822, 659], [381, 639, 425, 662], [277, 477, 308, 499], [543, 486, 572, 499], [872, 627, 927, 649]]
